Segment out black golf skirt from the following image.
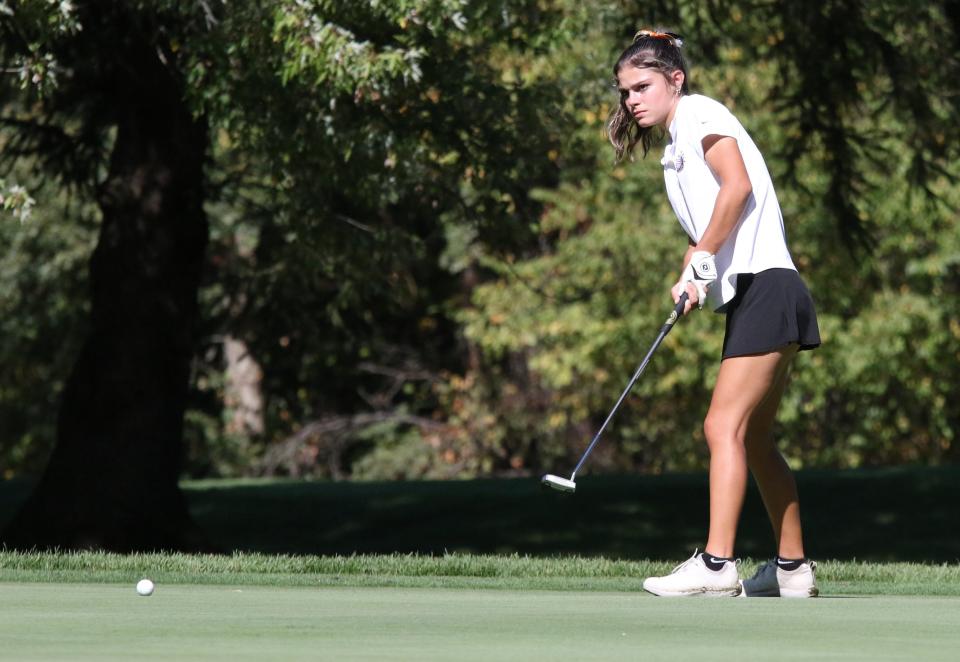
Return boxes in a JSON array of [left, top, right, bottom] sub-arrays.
[[721, 268, 821, 359]]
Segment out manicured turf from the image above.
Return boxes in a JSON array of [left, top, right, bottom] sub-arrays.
[[2, 470, 958, 658], [2, 551, 960, 595], [2, 582, 959, 661]]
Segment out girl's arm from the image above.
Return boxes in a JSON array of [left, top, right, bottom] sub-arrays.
[[678, 240, 696, 270], [696, 135, 753, 253], [673, 135, 753, 312]]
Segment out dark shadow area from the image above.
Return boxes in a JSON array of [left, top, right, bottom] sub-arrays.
[[3, 466, 958, 561], [0, 478, 33, 534]]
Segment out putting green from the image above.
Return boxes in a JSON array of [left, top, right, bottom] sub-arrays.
[[1, 583, 958, 661]]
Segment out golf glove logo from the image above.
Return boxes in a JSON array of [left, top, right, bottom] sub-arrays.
[[678, 251, 717, 309]]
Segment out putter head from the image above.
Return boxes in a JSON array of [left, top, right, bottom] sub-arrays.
[[541, 474, 576, 493]]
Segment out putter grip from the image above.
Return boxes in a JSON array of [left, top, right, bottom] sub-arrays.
[[656, 292, 688, 336], [665, 292, 688, 327], [674, 292, 689, 316]]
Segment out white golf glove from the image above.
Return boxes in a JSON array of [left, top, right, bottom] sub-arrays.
[[676, 251, 717, 309]]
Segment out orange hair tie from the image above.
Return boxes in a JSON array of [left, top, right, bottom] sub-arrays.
[[633, 30, 684, 47]]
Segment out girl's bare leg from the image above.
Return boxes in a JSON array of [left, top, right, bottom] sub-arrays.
[[702, 345, 798, 558], [742, 348, 805, 559]]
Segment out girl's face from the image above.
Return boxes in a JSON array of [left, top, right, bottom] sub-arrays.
[[616, 66, 683, 129]]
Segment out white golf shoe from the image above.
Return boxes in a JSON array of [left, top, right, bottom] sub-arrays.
[[642, 550, 742, 597], [739, 559, 819, 598]]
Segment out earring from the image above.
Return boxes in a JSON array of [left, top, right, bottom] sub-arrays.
[[676, 87, 682, 96]]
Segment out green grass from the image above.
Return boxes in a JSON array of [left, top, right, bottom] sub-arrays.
[[2, 551, 959, 595], [2, 468, 958, 659], [1, 581, 959, 661]]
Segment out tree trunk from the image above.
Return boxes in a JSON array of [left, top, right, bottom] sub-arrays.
[[2, 36, 210, 551], [224, 336, 265, 438]]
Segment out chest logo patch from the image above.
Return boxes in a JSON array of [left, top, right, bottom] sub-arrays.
[[661, 150, 685, 172]]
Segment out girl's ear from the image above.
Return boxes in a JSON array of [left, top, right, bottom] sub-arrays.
[[672, 69, 685, 90]]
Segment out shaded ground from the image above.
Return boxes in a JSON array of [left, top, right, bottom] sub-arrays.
[[2, 466, 958, 561]]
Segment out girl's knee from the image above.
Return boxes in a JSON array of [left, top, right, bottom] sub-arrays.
[[703, 414, 743, 451]]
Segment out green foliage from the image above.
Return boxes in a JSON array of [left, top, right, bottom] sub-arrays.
[[2, 0, 586, 479], [0, 169, 97, 476], [0, 178, 33, 221], [455, 152, 721, 473], [349, 423, 438, 480], [0, 0, 80, 96], [182, 0, 586, 472]]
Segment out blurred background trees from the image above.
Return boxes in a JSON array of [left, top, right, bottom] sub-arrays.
[[1, 0, 957, 535]]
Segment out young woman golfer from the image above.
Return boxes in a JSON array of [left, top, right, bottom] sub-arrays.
[[608, 30, 821, 597]]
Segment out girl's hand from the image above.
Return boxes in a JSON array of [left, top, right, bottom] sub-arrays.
[[674, 251, 716, 311], [672, 280, 699, 315]]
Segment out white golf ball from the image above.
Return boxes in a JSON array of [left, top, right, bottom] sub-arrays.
[[136, 579, 155, 596]]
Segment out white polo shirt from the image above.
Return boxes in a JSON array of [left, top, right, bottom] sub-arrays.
[[661, 94, 795, 311]]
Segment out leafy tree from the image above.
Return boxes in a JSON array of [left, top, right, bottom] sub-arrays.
[[0, 0, 582, 548], [194, 0, 576, 476], [1, 1, 215, 550], [0, 162, 97, 478]]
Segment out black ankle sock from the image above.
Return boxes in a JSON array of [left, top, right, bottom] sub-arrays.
[[700, 552, 733, 571], [775, 556, 805, 571]]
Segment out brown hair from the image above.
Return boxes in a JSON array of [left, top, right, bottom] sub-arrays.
[[606, 30, 689, 161]]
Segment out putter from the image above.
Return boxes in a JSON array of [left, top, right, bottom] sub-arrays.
[[542, 292, 689, 493]]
